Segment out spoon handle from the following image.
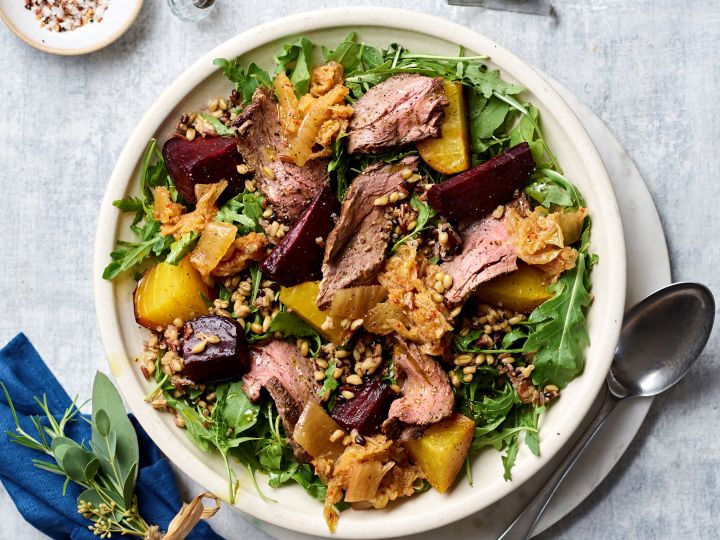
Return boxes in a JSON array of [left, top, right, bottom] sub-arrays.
[[498, 385, 621, 540]]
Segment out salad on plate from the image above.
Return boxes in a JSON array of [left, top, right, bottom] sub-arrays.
[[104, 32, 594, 531]]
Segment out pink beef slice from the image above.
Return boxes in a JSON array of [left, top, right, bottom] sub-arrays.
[[346, 74, 448, 154], [440, 214, 518, 305], [234, 87, 328, 224], [316, 156, 419, 309], [242, 340, 319, 460], [388, 336, 454, 425]]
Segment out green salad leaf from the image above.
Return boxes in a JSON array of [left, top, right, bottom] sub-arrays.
[[275, 37, 315, 96], [216, 191, 264, 234], [523, 253, 592, 389], [103, 140, 185, 280], [213, 58, 271, 104], [391, 194, 437, 252], [165, 231, 198, 265], [199, 112, 234, 136], [164, 381, 260, 503], [319, 359, 340, 398]]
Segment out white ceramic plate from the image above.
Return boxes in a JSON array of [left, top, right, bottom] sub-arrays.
[[0, 0, 142, 55], [93, 7, 626, 539]]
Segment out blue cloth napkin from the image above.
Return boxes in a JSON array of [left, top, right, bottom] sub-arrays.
[[0, 333, 223, 540]]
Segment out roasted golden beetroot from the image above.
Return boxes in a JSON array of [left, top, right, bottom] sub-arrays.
[[417, 81, 470, 174], [474, 264, 551, 312], [134, 258, 213, 329], [405, 413, 475, 493], [293, 401, 347, 460], [279, 281, 348, 344]]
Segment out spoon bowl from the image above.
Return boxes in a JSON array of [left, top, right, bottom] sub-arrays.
[[609, 282, 715, 399]]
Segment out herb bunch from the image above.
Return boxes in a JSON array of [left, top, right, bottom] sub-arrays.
[[2, 373, 149, 538]]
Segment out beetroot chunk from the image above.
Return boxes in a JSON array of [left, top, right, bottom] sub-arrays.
[[181, 316, 249, 384], [162, 137, 245, 204], [427, 142, 535, 224], [331, 379, 396, 435], [260, 183, 338, 286]]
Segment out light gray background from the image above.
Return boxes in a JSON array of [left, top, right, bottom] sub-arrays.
[[1, 1, 718, 538]]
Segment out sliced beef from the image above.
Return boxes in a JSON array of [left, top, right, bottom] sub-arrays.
[[316, 156, 419, 309], [388, 337, 454, 426], [347, 74, 448, 154], [234, 87, 328, 224], [440, 215, 517, 305], [242, 340, 319, 460]]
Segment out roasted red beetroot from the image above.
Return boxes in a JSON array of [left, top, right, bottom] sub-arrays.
[[181, 316, 249, 384], [260, 183, 338, 286], [331, 379, 396, 435], [163, 137, 245, 204], [427, 142, 535, 224]]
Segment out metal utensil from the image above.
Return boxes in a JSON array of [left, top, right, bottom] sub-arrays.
[[446, 0, 552, 17], [499, 282, 715, 540]]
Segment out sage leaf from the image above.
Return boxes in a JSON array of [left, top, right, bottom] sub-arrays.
[[92, 372, 139, 488]]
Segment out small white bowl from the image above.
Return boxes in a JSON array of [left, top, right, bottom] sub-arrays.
[[0, 0, 142, 55], [93, 7, 626, 538]]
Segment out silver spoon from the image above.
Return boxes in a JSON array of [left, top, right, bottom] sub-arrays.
[[499, 282, 715, 540]]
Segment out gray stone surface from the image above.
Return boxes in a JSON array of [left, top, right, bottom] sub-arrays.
[[0, 1, 718, 538]]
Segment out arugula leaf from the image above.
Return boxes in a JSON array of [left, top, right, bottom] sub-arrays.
[[199, 112, 234, 136], [328, 133, 350, 200], [250, 266, 262, 303], [472, 426, 529, 453], [112, 197, 143, 213], [463, 64, 523, 99], [527, 168, 587, 208], [468, 93, 512, 142], [319, 360, 340, 398], [216, 190, 263, 234], [261, 312, 322, 355], [524, 253, 591, 389], [102, 229, 173, 280], [391, 194, 437, 252], [103, 140, 178, 280], [164, 381, 261, 503], [274, 37, 315, 96], [494, 93, 560, 171], [213, 58, 271, 104], [165, 231, 198, 265], [460, 382, 517, 427]]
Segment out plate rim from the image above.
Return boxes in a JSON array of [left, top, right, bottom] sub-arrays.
[[92, 6, 627, 538]]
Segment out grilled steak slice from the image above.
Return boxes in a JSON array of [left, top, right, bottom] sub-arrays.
[[347, 74, 448, 154], [235, 87, 328, 224], [440, 214, 517, 305], [242, 340, 319, 460], [316, 156, 419, 309], [388, 336, 454, 425]]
